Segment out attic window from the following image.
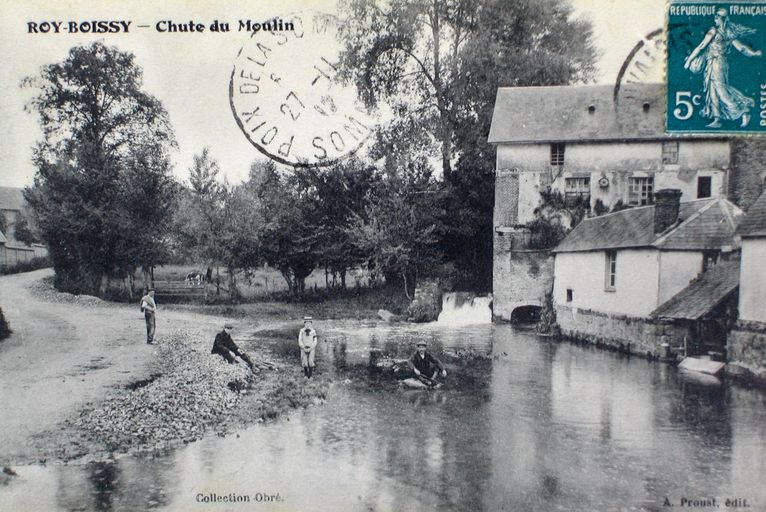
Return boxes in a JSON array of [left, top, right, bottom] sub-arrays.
[[643, 102, 651, 113], [550, 143, 565, 166], [588, 105, 596, 114], [662, 141, 679, 164]]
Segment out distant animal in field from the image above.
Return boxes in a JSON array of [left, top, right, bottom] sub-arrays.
[[185, 270, 204, 286]]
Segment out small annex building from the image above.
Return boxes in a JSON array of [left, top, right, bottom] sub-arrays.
[[552, 188, 743, 357], [727, 191, 766, 381]]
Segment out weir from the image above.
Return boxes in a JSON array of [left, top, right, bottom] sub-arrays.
[[436, 292, 493, 325]]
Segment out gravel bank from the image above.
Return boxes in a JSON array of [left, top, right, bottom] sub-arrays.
[[30, 328, 330, 463]]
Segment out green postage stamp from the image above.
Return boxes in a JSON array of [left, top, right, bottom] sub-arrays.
[[667, 2, 766, 133]]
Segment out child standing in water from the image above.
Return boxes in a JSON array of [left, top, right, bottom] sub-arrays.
[[298, 316, 318, 378]]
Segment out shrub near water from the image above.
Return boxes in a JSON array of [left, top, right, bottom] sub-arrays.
[[0, 307, 11, 340]]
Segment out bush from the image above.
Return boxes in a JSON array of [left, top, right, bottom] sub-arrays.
[[0, 256, 52, 276], [0, 308, 11, 340]]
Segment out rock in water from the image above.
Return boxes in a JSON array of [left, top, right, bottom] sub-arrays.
[[377, 309, 394, 322]]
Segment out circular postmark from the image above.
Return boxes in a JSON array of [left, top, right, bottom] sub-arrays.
[[613, 28, 666, 104], [230, 12, 375, 167]]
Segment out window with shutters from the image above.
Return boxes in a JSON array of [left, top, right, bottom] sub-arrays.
[[628, 177, 654, 206]]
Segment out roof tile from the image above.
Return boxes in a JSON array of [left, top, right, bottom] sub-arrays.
[[737, 191, 766, 238], [488, 84, 727, 144], [554, 199, 741, 253], [0, 187, 25, 211], [650, 259, 739, 320]]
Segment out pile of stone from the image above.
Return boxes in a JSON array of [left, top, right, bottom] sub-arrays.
[[28, 278, 104, 307], [73, 330, 252, 452]]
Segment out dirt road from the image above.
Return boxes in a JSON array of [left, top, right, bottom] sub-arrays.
[[0, 269, 229, 464]]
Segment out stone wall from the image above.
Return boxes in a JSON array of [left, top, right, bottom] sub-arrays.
[[727, 320, 766, 384], [493, 227, 553, 322], [555, 305, 689, 358], [730, 138, 766, 211]]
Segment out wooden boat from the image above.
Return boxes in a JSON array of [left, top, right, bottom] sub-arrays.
[[400, 378, 441, 390], [678, 357, 725, 376]]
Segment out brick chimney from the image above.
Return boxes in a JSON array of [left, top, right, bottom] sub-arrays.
[[654, 189, 683, 234]]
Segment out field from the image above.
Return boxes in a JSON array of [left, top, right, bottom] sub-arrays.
[[133, 264, 410, 321], [143, 264, 371, 301]]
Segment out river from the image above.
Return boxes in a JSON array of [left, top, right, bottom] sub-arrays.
[[1, 321, 765, 512]]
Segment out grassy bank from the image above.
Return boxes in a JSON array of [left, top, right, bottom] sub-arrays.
[[163, 284, 411, 321]]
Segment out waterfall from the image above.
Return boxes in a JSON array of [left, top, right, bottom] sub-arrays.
[[436, 292, 493, 325]]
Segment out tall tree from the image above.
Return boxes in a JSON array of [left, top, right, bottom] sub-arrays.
[[248, 161, 321, 296], [293, 158, 378, 289], [173, 148, 239, 298], [347, 162, 445, 299], [339, 0, 596, 181], [339, 0, 597, 289], [339, 0, 475, 181], [24, 42, 176, 295]]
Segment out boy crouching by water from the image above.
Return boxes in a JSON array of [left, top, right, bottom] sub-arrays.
[[212, 323, 256, 371], [298, 316, 318, 378], [410, 341, 446, 386]]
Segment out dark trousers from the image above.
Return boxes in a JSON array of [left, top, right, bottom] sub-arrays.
[[145, 312, 156, 342], [213, 346, 254, 369]]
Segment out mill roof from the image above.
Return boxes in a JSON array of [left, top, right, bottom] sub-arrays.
[[487, 83, 729, 144], [736, 190, 766, 238], [650, 259, 740, 320], [553, 198, 743, 253]]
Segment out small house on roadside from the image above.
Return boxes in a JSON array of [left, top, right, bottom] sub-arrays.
[[0, 186, 47, 268], [552, 188, 743, 357], [728, 191, 766, 381], [0, 186, 26, 241]]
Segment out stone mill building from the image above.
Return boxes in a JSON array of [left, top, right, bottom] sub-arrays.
[[487, 83, 766, 324]]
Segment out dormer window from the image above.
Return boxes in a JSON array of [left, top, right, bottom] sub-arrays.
[[550, 143, 565, 166], [662, 141, 679, 164]]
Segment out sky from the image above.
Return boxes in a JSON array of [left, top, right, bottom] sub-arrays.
[[0, 0, 665, 188]]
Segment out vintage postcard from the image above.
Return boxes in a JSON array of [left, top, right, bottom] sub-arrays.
[[1, 0, 765, 511], [667, 1, 766, 133]]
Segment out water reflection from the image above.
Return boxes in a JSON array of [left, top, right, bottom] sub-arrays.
[[1, 323, 765, 512]]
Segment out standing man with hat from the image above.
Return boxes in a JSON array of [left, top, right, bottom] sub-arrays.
[[409, 341, 446, 386], [212, 323, 255, 371], [298, 316, 318, 378], [140, 289, 157, 344]]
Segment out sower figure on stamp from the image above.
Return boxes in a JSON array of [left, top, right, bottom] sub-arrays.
[[298, 316, 318, 378], [409, 341, 446, 387], [212, 323, 255, 371], [684, 7, 762, 128], [140, 289, 157, 344]]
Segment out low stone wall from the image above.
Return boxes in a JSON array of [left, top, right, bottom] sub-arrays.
[[555, 305, 687, 358], [727, 320, 766, 384]]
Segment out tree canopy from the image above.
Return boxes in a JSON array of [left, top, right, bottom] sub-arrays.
[[338, 0, 598, 290], [24, 42, 177, 296]]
